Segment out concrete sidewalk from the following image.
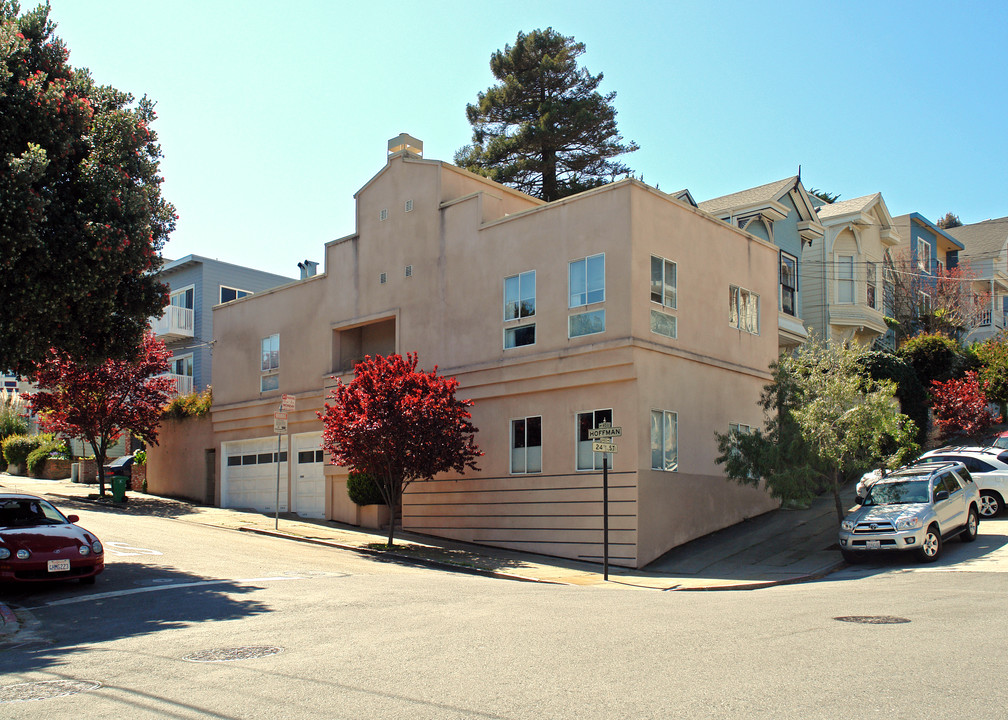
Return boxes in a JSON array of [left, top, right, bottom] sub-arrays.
[[0, 473, 848, 596]]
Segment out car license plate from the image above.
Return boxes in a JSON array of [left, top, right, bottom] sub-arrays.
[[866, 540, 881, 550], [47, 559, 70, 573]]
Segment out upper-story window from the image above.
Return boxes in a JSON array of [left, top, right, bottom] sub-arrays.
[[837, 255, 855, 303], [510, 416, 542, 474], [170, 286, 194, 310], [866, 262, 878, 310], [780, 252, 797, 317], [650, 256, 676, 308], [569, 254, 605, 338], [729, 285, 759, 334], [503, 270, 536, 349], [220, 286, 251, 303], [917, 238, 931, 272], [261, 333, 279, 392], [576, 409, 612, 471]]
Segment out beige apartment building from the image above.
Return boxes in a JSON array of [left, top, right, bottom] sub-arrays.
[[204, 136, 780, 568]]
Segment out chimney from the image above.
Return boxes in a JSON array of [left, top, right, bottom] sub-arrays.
[[388, 133, 422, 160], [297, 260, 319, 279]]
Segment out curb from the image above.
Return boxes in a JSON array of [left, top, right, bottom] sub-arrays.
[[0, 602, 18, 636], [237, 526, 569, 585], [670, 560, 847, 591]]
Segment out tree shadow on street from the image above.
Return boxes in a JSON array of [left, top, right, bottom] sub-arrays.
[[0, 561, 273, 675]]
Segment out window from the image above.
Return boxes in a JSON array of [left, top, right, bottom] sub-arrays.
[[504, 271, 536, 320], [220, 286, 251, 303], [505, 325, 536, 349], [650, 309, 677, 339], [510, 416, 542, 474], [379, 272, 387, 284], [780, 252, 797, 316], [569, 309, 605, 338], [260, 333, 279, 392], [920, 291, 932, 313], [569, 254, 605, 307], [917, 238, 931, 272], [379, 208, 388, 221], [729, 286, 759, 334], [837, 255, 854, 303], [866, 262, 877, 310], [729, 423, 752, 435], [405, 265, 412, 278], [298, 450, 325, 463], [170, 286, 194, 310], [404, 199, 413, 213], [650, 255, 676, 308], [651, 410, 678, 471], [170, 355, 193, 377], [576, 409, 612, 471]]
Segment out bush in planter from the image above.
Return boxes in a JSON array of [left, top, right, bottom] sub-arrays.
[[2, 434, 47, 472], [346, 471, 384, 506], [0, 393, 29, 472], [26, 438, 71, 477]]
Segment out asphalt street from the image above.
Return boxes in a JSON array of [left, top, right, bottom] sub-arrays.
[[2, 497, 1008, 719]]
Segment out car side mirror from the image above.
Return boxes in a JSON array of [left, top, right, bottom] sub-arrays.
[[66, 514, 79, 523], [934, 490, 950, 502]]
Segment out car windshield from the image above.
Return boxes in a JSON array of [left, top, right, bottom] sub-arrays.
[[0, 499, 68, 527], [864, 480, 930, 506]]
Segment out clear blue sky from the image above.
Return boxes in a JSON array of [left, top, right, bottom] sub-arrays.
[[45, 0, 1008, 276]]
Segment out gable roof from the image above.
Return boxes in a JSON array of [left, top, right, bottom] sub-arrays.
[[947, 217, 1008, 258], [891, 213, 964, 251], [698, 176, 798, 216], [814, 194, 879, 220]]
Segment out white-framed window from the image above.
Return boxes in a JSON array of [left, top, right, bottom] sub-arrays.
[[837, 255, 854, 303], [780, 251, 797, 317], [866, 262, 877, 310], [650, 309, 677, 339], [569, 253, 605, 307], [260, 333, 279, 392], [220, 286, 251, 304], [729, 285, 759, 334], [404, 199, 413, 213], [576, 409, 612, 471], [650, 255, 676, 309], [170, 354, 193, 377], [729, 422, 752, 435], [510, 416, 542, 474], [504, 325, 536, 349], [920, 290, 932, 313], [379, 208, 388, 221], [651, 409, 678, 472], [917, 238, 931, 272], [170, 285, 194, 310], [504, 270, 536, 321], [569, 310, 606, 338]]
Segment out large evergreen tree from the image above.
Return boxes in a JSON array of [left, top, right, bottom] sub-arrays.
[[456, 28, 638, 202], [1, 2, 175, 374]]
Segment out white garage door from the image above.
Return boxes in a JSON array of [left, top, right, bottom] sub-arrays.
[[293, 432, 325, 518], [222, 437, 289, 513]]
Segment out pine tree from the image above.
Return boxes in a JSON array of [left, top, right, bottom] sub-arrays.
[[456, 28, 638, 202]]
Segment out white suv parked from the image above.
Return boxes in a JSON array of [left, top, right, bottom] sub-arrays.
[[917, 446, 1008, 518]]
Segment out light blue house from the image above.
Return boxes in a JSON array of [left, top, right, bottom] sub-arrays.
[[151, 255, 295, 395], [699, 176, 824, 350]]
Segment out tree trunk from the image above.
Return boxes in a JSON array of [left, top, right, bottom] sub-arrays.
[[92, 440, 107, 497], [832, 469, 845, 524], [386, 491, 397, 549]]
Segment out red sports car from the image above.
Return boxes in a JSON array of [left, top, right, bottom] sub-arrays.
[[0, 493, 104, 584]]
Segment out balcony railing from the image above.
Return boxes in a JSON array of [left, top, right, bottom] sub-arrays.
[[976, 310, 1007, 329], [151, 305, 194, 341], [164, 373, 193, 397]]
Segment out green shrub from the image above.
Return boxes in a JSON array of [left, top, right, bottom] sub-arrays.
[[26, 438, 70, 476], [163, 386, 213, 420], [133, 449, 147, 465], [346, 471, 384, 506], [0, 393, 29, 472], [2, 434, 47, 470], [898, 332, 962, 389]]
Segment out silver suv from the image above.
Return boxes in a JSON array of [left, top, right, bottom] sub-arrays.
[[839, 461, 981, 563]]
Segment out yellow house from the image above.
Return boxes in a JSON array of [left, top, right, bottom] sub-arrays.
[[173, 135, 782, 569]]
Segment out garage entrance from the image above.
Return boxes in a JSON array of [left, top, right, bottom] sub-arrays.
[[293, 432, 325, 518], [221, 436, 289, 513]]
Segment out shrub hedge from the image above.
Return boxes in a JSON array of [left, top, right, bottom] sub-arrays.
[[346, 471, 384, 506]]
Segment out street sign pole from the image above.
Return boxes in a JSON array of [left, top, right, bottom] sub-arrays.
[[274, 398, 293, 531], [275, 432, 281, 530], [603, 453, 609, 581]]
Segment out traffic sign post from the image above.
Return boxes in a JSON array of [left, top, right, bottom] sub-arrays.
[[590, 423, 621, 582], [274, 400, 293, 530]]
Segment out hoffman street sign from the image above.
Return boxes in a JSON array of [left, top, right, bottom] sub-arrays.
[[587, 425, 622, 440], [592, 441, 618, 453]]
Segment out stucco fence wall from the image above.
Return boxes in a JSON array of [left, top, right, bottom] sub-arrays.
[[147, 417, 216, 504]]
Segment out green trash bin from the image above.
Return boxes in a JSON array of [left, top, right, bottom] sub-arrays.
[[111, 475, 129, 502]]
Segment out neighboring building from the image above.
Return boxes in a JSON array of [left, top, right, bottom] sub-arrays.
[[199, 134, 780, 569], [699, 176, 824, 350], [888, 213, 965, 344], [150, 255, 294, 396], [946, 216, 1008, 344], [804, 193, 901, 345]]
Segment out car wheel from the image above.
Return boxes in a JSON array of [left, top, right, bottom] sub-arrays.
[[961, 508, 979, 543], [79, 575, 96, 585], [841, 549, 863, 564], [918, 525, 942, 563], [979, 491, 1002, 518]]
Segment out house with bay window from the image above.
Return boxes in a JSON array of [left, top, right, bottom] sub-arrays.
[[699, 176, 824, 350], [185, 134, 780, 569], [946, 216, 1008, 344], [151, 255, 294, 396]]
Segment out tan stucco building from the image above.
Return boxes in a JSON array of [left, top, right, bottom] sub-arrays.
[[193, 136, 781, 569]]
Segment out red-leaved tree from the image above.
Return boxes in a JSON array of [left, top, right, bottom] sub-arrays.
[[29, 333, 175, 496], [319, 353, 482, 547], [930, 371, 1001, 442]]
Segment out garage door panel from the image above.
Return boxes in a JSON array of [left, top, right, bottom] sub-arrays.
[[294, 433, 324, 518], [222, 437, 288, 513]]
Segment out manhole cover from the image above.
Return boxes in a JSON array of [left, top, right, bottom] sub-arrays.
[[184, 646, 284, 663], [0, 679, 101, 703], [834, 615, 910, 625]]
